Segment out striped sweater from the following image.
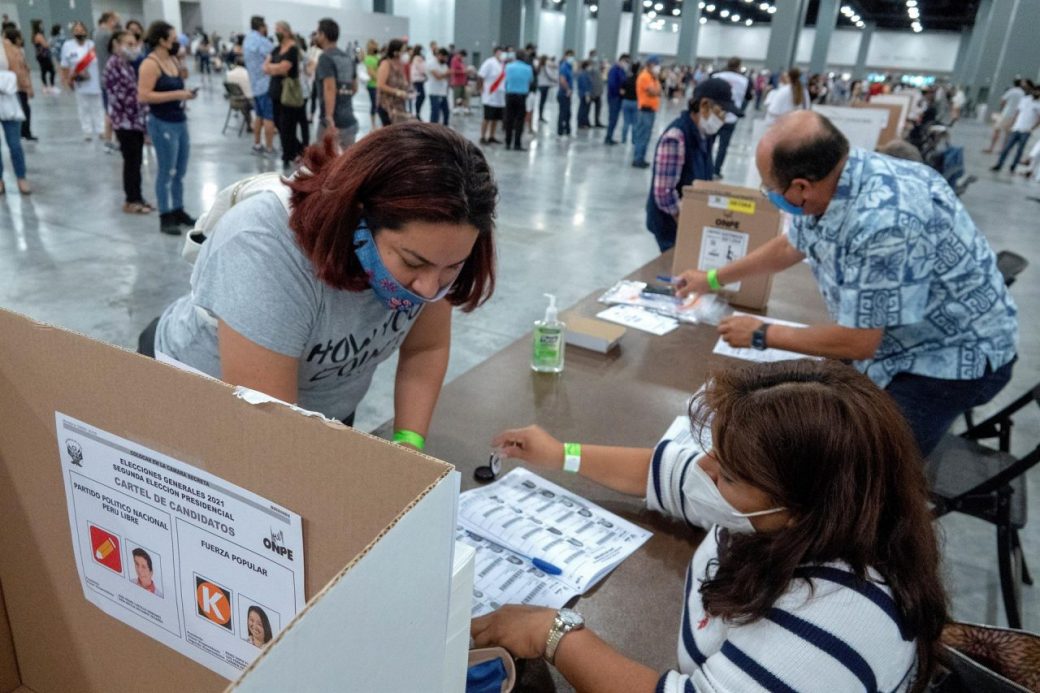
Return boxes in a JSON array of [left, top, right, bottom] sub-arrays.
[[647, 440, 919, 693]]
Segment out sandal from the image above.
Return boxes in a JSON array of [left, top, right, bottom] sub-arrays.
[[123, 202, 153, 214], [16, 180, 30, 195], [0, 181, 5, 195]]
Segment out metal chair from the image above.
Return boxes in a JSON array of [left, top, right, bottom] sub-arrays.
[[931, 621, 1040, 692], [222, 82, 252, 137], [925, 382, 1040, 629]]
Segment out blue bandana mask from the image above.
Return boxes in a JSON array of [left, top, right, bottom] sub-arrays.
[[766, 190, 805, 216], [353, 223, 454, 311]]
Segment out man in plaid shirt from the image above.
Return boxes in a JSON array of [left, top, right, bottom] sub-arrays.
[[645, 78, 739, 252]]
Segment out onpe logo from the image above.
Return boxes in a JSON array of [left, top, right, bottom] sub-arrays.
[[263, 528, 294, 561], [195, 576, 232, 629]]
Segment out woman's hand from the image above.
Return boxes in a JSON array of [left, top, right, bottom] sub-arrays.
[[491, 426, 564, 471], [181, 89, 198, 100], [471, 605, 557, 659]]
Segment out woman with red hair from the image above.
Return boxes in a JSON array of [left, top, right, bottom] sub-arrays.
[[148, 122, 497, 446]]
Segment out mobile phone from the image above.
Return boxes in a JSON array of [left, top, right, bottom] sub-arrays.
[[190, 87, 200, 95], [642, 283, 675, 296]]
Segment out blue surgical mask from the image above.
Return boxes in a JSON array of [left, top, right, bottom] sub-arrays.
[[766, 189, 805, 216], [353, 222, 453, 311]]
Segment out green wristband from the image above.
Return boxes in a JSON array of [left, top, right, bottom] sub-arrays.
[[563, 443, 581, 473], [393, 429, 426, 451], [706, 268, 722, 292]]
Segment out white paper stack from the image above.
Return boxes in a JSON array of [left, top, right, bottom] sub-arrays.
[[443, 541, 476, 693]]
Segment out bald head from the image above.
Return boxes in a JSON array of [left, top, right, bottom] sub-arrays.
[[756, 111, 850, 216]]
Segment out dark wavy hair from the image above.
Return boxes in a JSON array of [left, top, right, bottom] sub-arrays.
[[691, 359, 947, 692], [285, 122, 498, 312], [248, 605, 273, 644]]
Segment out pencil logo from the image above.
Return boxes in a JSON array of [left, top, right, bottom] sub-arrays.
[[88, 525, 123, 574]]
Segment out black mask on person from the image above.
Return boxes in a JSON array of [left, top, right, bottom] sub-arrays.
[[169, 40, 180, 54], [74, 33, 87, 41]]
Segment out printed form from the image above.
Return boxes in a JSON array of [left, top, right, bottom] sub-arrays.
[[457, 468, 651, 616]]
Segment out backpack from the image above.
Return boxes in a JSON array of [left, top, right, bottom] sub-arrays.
[[181, 172, 292, 264]]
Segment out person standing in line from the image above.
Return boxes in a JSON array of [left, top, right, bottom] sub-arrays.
[[523, 51, 537, 135], [104, 30, 152, 214], [375, 38, 411, 126], [410, 45, 427, 121], [632, 55, 661, 168], [363, 39, 380, 129], [503, 49, 533, 151], [31, 24, 56, 94], [536, 55, 555, 124], [764, 67, 810, 126], [426, 47, 451, 126], [576, 60, 592, 129], [304, 31, 323, 127], [991, 83, 1039, 174], [645, 79, 736, 252], [450, 48, 469, 115], [60, 21, 106, 142], [138, 21, 197, 236], [557, 50, 575, 138], [264, 22, 305, 167], [477, 46, 506, 144], [604, 53, 628, 145], [949, 85, 966, 125], [984, 79, 1026, 154], [0, 31, 30, 194], [709, 57, 748, 179], [313, 18, 358, 151], [49, 24, 66, 86], [619, 60, 639, 145], [243, 16, 276, 156], [2, 29, 35, 142], [589, 56, 604, 128], [92, 11, 121, 152]]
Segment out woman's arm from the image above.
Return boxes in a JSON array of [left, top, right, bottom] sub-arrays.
[[392, 300, 452, 443], [137, 58, 191, 104], [471, 606, 658, 693], [217, 320, 299, 403], [491, 426, 652, 497]]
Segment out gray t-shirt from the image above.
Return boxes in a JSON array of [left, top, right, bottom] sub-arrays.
[[316, 47, 358, 128], [155, 192, 423, 420], [93, 27, 113, 70]]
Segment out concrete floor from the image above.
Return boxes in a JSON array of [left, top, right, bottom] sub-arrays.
[[2, 75, 1038, 634]]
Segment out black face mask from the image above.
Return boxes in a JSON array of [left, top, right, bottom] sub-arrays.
[[169, 41, 180, 55], [74, 34, 87, 41]]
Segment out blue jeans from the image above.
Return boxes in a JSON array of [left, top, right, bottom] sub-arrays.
[[413, 81, 425, 119], [605, 97, 622, 142], [621, 100, 637, 143], [147, 116, 190, 215], [633, 109, 656, 164], [577, 95, 591, 128], [0, 120, 26, 180], [886, 357, 1016, 457], [995, 130, 1031, 171], [429, 95, 450, 125], [557, 92, 572, 135], [713, 121, 736, 176]]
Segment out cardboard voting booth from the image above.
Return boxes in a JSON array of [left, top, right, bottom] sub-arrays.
[[672, 181, 783, 311], [0, 308, 461, 692]]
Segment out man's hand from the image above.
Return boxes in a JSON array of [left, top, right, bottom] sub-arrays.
[[673, 269, 711, 298], [718, 315, 764, 348]]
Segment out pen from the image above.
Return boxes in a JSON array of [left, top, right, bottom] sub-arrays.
[[517, 552, 563, 576], [657, 274, 688, 288]]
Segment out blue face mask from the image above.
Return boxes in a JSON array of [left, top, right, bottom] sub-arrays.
[[766, 189, 805, 216], [353, 222, 454, 311]]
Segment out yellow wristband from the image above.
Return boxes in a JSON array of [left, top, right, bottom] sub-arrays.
[[393, 430, 426, 450]]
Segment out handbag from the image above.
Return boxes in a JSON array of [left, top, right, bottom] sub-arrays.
[[281, 76, 304, 107]]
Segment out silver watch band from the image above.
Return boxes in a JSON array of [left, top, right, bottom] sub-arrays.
[[544, 623, 566, 664]]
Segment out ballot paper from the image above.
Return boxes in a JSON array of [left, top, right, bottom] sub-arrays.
[[457, 468, 652, 616], [712, 313, 815, 363], [596, 304, 679, 336]]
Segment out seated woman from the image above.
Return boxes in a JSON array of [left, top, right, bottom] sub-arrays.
[[473, 359, 947, 692], [146, 122, 496, 446]]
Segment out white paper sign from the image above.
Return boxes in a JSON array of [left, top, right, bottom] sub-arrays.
[[698, 226, 749, 291], [56, 412, 305, 680], [712, 313, 817, 363], [596, 304, 679, 335]]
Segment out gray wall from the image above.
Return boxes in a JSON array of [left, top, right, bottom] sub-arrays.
[[453, 0, 497, 64]]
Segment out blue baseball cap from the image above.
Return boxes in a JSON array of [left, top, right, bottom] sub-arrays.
[[646, 54, 661, 65]]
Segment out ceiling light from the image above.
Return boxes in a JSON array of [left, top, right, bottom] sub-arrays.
[[908, 8, 919, 18], [731, 14, 739, 21], [654, 2, 663, 10], [907, 0, 917, 6], [705, 4, 716, 12], [698, 1, 705, 7], [759, 2, 769, 9], [856, 20, 864, 27], [720, 8, 729, 17], [841, 6, 852, 15], [643, 0, 652, 6], [672, 7, 680, 15], [851, 14, 859, 22], [767, 6, 776, 14], [647, 10, 657, 18], [745, 18, 753, 25], [699, 16, 707, 23], [590, 3, 598, 11]]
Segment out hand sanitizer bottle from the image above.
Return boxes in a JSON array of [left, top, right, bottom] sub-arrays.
[[532, 294, 565, 373]]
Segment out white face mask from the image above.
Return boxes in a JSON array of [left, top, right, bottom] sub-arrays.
[[700, 112, 724, 136], [681, 456, 785, 533], [651, 65, 661, 76], [400, 53, 409, 64]]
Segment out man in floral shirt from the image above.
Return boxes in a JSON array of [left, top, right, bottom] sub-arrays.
[[676, 111, 1018, 455], [103, 30, 153, 214]]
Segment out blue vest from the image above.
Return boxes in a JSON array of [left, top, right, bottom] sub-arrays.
[[645, 113, 713, 252]]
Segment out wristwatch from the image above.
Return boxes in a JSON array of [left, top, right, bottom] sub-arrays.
[[751, 323, 770, 351], [544, 608, 585, 665]]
